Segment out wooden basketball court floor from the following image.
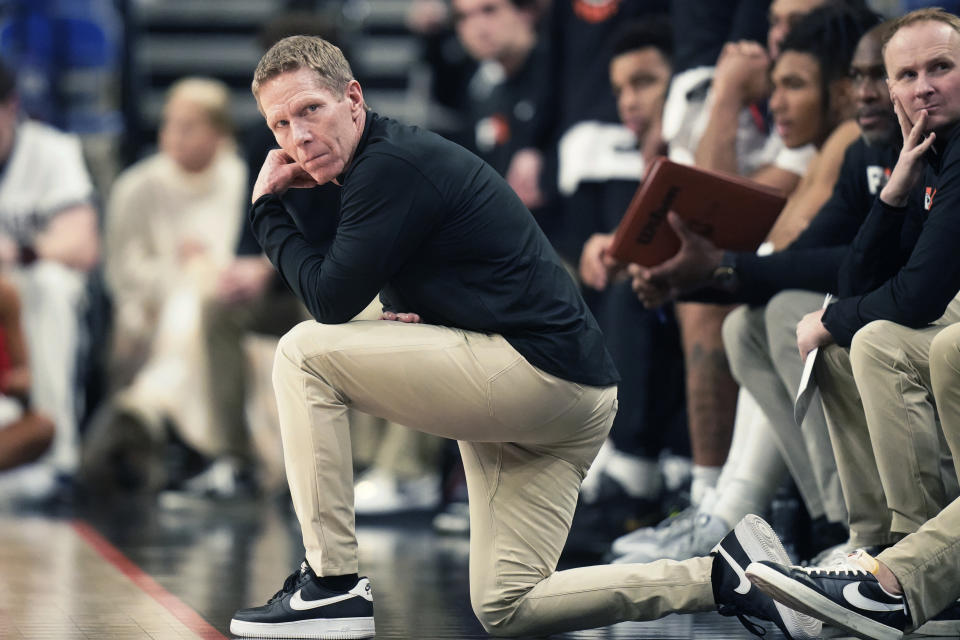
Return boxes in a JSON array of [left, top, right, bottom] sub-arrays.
[[0, 497, 786, 640]]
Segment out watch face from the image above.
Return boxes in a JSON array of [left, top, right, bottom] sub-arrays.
[[713, 265, 737, 288]]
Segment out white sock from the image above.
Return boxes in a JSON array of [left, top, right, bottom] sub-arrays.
[[710, 396, 788, 526], [691, 464, 722, 505], [659, 454, 692, 493], [580, 439, 615, 502], [697, 484, 719, 516], [605, 450, 662, 500], [712, 475, 780, 527]]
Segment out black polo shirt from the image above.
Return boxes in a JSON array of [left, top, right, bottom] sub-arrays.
[[823, 123, 960, 346], [250, 112, 618, 387], [732, 138, 900, 305]]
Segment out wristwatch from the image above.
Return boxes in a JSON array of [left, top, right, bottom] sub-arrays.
[[711, 252, 739, 291]]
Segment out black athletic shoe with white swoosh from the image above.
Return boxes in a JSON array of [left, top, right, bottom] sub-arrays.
[[745, 559, 908, 640], [230, 560, 374, 639], [711, 514, 822, 638]]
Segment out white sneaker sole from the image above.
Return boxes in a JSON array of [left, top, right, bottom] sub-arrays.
[[913, 617, 960, 636], [230, 616, 375, 639], [746, 561, 903, 640], [728, 514, 822, 640]]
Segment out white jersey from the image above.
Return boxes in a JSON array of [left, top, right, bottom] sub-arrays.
[[557, 121, 645, 196], [663, 66, 815, 178], [0, 120, 94, 245]]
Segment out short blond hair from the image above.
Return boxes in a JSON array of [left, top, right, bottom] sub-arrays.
[[882, 7, 960, 56], [252, 35, 354, 100], [166, 76, 233, 135]]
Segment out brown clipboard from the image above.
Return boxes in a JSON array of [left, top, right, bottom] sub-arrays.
[[608, 157, 787, 266]]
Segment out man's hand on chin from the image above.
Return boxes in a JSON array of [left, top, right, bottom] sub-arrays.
[[252, 149, 318, 202]]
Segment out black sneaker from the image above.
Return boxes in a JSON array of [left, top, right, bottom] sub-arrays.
[[230, 561, 374, 639], [745, 559, 908, 640], [712, 514, 822, 639]]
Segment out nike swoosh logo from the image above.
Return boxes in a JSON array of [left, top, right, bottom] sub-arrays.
[[716, 545, 751, 595], [289, 590, 357, 611], [842, 583, 905, 612]]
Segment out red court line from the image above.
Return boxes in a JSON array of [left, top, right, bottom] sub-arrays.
[[72, 519, 229, 640]]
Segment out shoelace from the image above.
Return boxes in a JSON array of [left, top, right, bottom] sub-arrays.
[[270, 561, 310, 603], [797, 562, 870, 577]]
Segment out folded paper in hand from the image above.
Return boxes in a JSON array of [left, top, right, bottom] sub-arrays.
[[794, 293, 834, 425], [608, 157, 787, 266]]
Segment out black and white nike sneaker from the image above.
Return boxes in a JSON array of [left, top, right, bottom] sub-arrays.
[[230, 560, 374, 639], [745, 558, 908, 640], [711, 514, 822, 639]]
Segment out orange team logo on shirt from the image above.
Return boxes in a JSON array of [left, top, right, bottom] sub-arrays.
[[476, 113, 511, 151], [925, 186, 937, 211], [490, 113, 510, 145], [573, 0, 621, 23]]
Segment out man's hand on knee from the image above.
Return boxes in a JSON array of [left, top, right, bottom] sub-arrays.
[[380, 311, 422, 323]]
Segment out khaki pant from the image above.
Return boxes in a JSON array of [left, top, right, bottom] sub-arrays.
[[204, 286, 310, 462], [931, 322, 960, 485], [827, 319, 960, 628], [817, 297, 960, 542], [343, 301, 446, 477], [353, 418, 443, 478], [272, 317, 715, 635], [881, 322, 960, 626], [723, 291, 846, 524], [817, 344, 898, 547], [880, 493, 960, 628]]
